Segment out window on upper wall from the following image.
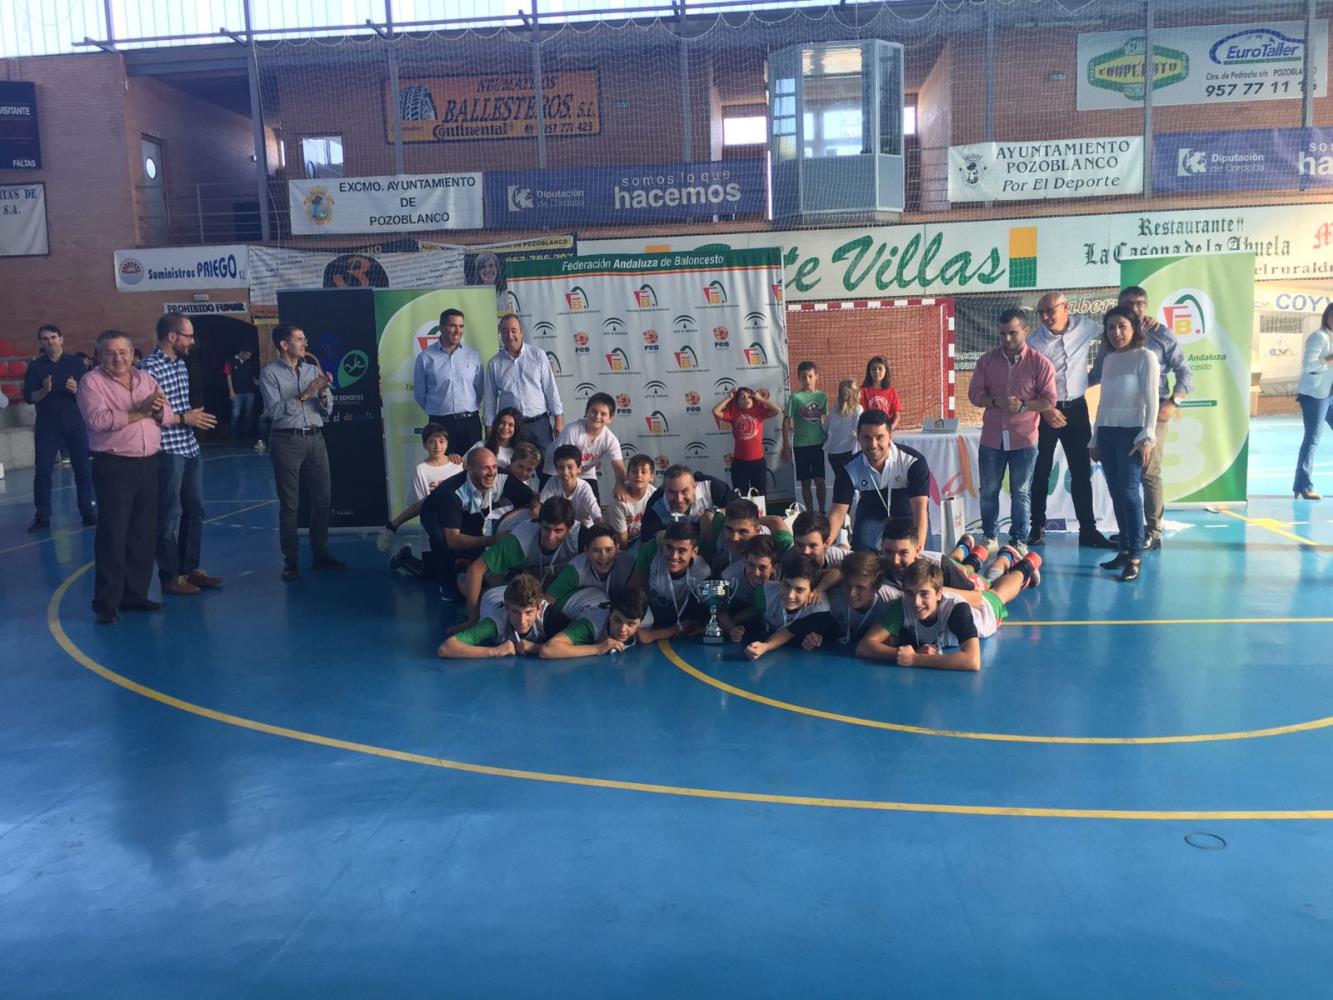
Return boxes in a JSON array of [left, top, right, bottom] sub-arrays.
[[300, 135, 343, 179], [723, 115, 768, 147]]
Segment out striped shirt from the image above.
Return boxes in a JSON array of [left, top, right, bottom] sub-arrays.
[[138, 348, 199, 457]]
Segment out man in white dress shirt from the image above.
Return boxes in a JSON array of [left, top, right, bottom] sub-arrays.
[[482, 313, 564, 455], [1025, 292, 1115, 549]]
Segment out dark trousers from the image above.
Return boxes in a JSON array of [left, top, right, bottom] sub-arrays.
[[429, 412, 482, 456], [157, 452, 205, 583], [269, 430, 331, 566], [91, 452, 159, 617], [730, 457, 767, 498], [34, 424, 95, 520], [1031, 397, 1095, 534], [1097, 426, 1146, 559]]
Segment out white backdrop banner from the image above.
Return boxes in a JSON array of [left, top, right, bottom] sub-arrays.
[[289, 173, 484, 235], [948, 137, 1143, 202], [0, 183, 48, 257], [247, 245, 465, 320], [582, 201, 1333, 300], [504, 249, 789, 489]]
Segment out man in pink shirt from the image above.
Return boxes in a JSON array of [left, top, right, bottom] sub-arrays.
[[966, 308, 1057, 552], [77, 329, 179, 624]]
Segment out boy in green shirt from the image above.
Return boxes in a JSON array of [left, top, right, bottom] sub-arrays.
[[782, 361, 829, 513], [437, 573, 568, 659], [540, 586, 676, 658], [460, 496, 581, 628], [544, 524, 636, 611]]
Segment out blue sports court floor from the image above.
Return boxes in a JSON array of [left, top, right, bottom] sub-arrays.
[[1, 414, 1330, 997]]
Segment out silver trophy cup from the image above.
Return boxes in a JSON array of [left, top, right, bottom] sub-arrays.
[[695, 578, 736, 645]]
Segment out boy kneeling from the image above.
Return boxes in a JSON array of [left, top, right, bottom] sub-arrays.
[[438, 573, 568, 659]]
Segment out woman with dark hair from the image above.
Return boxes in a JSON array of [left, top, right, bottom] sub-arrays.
[[468, 405, 526, 470], [1089, 306, 1160, 582], [1293, 302, 1333, 500], [859, 355, 902, 428]]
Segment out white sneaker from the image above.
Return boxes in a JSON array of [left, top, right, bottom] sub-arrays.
[[1010, 540, 1029, 557], [982, 537, 998, 552], [254, 440, 266, 453]]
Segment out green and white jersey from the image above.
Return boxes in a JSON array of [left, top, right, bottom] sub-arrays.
[[482, 519, 583, 586], [558, 593, 656, 647], [752, 580, 831, 635], [880, 592, 1004, 651], [546, 550, 636, 610], [633, 540, 710, 625], [454, 585, 568, 647], [826, 584, 901, 646]]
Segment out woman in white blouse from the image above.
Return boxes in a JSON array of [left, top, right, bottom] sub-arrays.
[[1293, 304, 1333, 500], [1089, 306, 1160, 582]]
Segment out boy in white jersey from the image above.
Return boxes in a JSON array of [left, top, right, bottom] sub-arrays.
[[801, 551, 901, 652], [540, 443, 602, 528], [717, 534, 779, 643], [437, 574, 568, 659], [743, 552, 835, 661], [606, 453, 654, 549], [545, 524, 636, 611], [543, 392, 625, 501], [540, 585, 675, 658], [627, 520, 710, 635], [858, 556, 1039, 671], [382, 422, 464, 577]]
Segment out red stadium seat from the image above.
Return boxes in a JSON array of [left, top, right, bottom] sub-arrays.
[[1, 383, 22, 399], [7, 360, 26, 378], [0, 340, 13, 357]]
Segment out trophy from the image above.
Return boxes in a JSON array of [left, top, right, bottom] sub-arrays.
[[695, 578, 736, 645]]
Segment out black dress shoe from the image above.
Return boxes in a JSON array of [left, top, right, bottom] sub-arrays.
[[1100, 552, 1130, 570], [27, 517, 50, 533], [1144, 533, 1162, 551], [1026, 527, 1044, 546], [282, 564, 300, 581], [1080, 531, 1117, 549], [312, 556, 348, 572], [120, 599, 164, 612], [96, 612, 119, 625], [1119, 560, 1141, 582]]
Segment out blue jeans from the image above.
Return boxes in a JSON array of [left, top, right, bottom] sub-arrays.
[[850, 511, 886, 552], [33, 423, 95, 520], [157, 452, 205, 583], [230, 392, 256, 440], [978, 444, 1038, 544], [1097, 426, 1146, 558], [1294, 392, 1333, 494]]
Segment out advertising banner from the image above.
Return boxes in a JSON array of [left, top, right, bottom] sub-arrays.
[[277, 288, 390, 529], [505, 250, 788, 491], [1252, 281, 1333, 389], [248, 245, 464, 320], [289, 173, 483, 236], [114, 244, 248, 292], [1120, 253, 1254, 505], [953, 289, 1118, 372], [582, 201, 1333, 299], [372, 288, 507, 518], [0, 81, 41, 170], [0, 182, 47, 257], [386, 71, 601, 143], [485, 160, 766, 228], [1077, 20, 1328, 111], [1153, 126, 1333, 193], [949, 138, 1142, 202]]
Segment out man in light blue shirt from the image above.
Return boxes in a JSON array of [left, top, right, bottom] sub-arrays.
[[483, 313, 564, 453], [1090, 285, 1194, 550], [413, 308, 483, 454], [1026, 291, 1113, 549]]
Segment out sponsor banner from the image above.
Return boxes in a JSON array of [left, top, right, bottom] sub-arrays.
[[949, 137, 1142, 202], [0, 182, 47, 257], [114, 244, 248, 292], [371, 287, 504, 518], [1153, 126, 1333, 193], [420, 234, 578, 314], [581, 201, 1333, 298], [247, 245, 465, 320], [386, 71, 601, 143], [1252, 281, 1333, 387], [1121, 253, 1254, 505], [1077, 20, 1328, 111], [163, 301, 249, 317], [485, 160, 766, 227], [0, 81, 41, 170], [289, 173, 483, 236], [277, 288, 390, 529], [505, 250, 789, 490]]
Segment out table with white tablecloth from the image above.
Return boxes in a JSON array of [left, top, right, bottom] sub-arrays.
[[895, 428, 1115, 540]]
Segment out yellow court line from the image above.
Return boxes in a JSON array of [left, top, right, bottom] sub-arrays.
[[1217, 506, 1333, 550], [659, 640, 1333, 746], [41, 565, 1333, 822]]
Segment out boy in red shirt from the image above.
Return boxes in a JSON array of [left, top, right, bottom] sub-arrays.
[[712, 385, 780, 498]]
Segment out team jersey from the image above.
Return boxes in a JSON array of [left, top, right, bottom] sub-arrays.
[[543, 418, 623, 480], [482, 519, 583, 586], [606, 488, 651, 545], [557, 594, 656, 647], [633, 540, 710, 626], [639, 472, 737, 541], [786, 390, 828, 448], [454, 586, 569, 647], [751, 581, 833, 638], [721, 400, 769, 461], [884, 551, 984, 593], [698, 512, 793, 573], [539, 476, 601, 527], [859, 385, 902, 418], [720, 557, 766, 612], [546, 550, 636, 609], [409, 460, 464, 505], [426, 470, 534, 538], [831, 444, 930, 522], [826, 584, 902, 646], [880, 592, 1005, 651]]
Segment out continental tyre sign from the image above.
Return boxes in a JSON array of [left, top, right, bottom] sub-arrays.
[[385, 72, 601, 143]]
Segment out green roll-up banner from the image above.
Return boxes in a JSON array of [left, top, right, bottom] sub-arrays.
[[1120, 252, 1254, 505]]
